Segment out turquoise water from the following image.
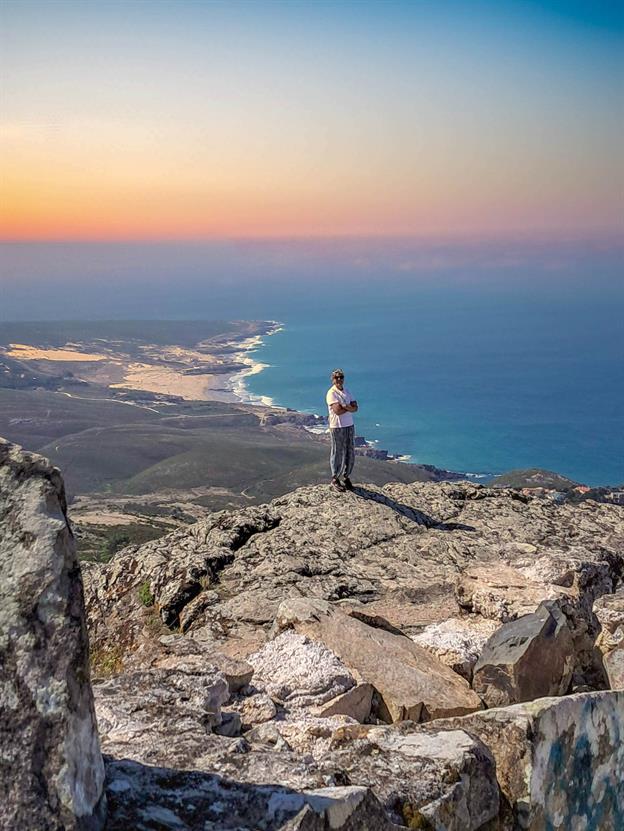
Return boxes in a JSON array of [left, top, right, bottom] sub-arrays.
[[2, 241, 622, 485], [245, 280, 624, 485]]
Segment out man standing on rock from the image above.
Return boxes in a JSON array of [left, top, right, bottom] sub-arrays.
[[326, 369, 358, 493]]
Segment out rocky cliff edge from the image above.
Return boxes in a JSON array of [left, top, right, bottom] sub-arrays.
[[3, 437, 624, 829]]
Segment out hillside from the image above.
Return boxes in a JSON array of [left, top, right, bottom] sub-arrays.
[[0, 386, 458, 509], [490, 467, 580, 490]]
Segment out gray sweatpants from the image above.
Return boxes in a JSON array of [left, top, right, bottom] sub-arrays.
[[330, 425, 355, 478]]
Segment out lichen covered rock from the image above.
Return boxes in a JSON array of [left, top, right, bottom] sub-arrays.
[[94, 665, 229, 768], [412, 617, 498, 681], [594, 589, 624, 689], [0, 439, 105, 830], [248, 631, 356, 710], [434, 690, 624, 830]]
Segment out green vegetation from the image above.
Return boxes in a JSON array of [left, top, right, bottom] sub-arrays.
[[74, 522, 165, 563], [90, 644, 124, 679], [138, 581, 155, 607], [490, 468, 580, 490], [0, 319, 245, 351]]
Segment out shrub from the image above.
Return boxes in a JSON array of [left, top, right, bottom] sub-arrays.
[[90, 645, 124, 679], [138, 580, 154, 607]]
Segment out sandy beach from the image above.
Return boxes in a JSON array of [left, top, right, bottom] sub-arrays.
[[5, 344, 109, 362], [2, 322, 281, 405], [110, 363, 228, 400]]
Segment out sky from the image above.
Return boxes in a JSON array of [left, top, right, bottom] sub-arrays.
[[1, 0, 623, 242]]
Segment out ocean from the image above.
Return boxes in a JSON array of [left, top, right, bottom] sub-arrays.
[[2, 240, 622, 486], [243, 279, 624, 486]]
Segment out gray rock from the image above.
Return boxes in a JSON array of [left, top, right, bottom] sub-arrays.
[[325, 723, 499, 829], [235, 691, 278, 729], [594, 589, 624, 689], [456, 562, 573, 623], [434, 690, 624, 830], [120, 631, 254, 697], [215, 711, 242, 737], [412, 617, 499, 681], [244, 718, 499, 829], [0, 439, 105, 831], [248, 715, 360, 758], [105, 759, 402, 830], [93, 666, 229, 768], [313, 683, 374, 722], [275, 597, 482, 721], [473, 600, 575, 707], [248, 631, 356, 710]]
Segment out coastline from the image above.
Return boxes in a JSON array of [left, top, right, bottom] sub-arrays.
[[219, 324, 283, 407], [0, 320, 284, 406], [228, 326, 495, 482], [0, 319, 492, 482]]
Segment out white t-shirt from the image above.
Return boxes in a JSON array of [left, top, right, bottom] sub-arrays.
[[326, 385, 355, 429]]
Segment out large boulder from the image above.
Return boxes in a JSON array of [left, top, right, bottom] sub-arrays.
[[434, 690, 624, 830], [326, 723, 499, 830], [412, 617, 498, 681], [456, 562, 573, 623], [247, 631, 356, 710], [274, 597, 481, 721], [594, 589, 624, 689], [472, 600, 574, 707], [0, 440, 105, 830]]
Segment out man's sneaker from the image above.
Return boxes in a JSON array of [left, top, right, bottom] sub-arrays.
[[343, 476, 354, 491], [331, 477, 346, 493]]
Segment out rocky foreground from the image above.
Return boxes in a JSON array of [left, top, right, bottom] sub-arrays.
[[2, 437, 624, 830]]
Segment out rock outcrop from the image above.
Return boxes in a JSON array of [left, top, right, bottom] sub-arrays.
[[435, 690, 624, 830], [0, 439, 105, 830], [594, 589, 624, 689], [472, 601, 575, 707], [84, 481, 624, 665], [274, 597, 481, 721], [5, 433, 624, 830]]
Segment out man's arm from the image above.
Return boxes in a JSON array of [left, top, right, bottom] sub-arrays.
[[330, 402, 350, 416]]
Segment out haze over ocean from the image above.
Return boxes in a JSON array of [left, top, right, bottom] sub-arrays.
[[2, 239, 622, 486]]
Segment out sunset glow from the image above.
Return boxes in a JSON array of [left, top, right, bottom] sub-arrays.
[[1, 0, 622, 241]]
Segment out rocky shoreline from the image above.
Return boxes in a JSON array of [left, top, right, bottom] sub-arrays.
[[2, 437, 624, 829]]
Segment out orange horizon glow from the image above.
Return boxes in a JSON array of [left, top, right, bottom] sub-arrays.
[[2, 2, 622, 244]]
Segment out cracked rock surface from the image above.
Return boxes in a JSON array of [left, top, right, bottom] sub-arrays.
[[6, 433, 624, 831], [0, 439, 105, 831], [79, 479, 624, 828], [84, 481, 624, 662]]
